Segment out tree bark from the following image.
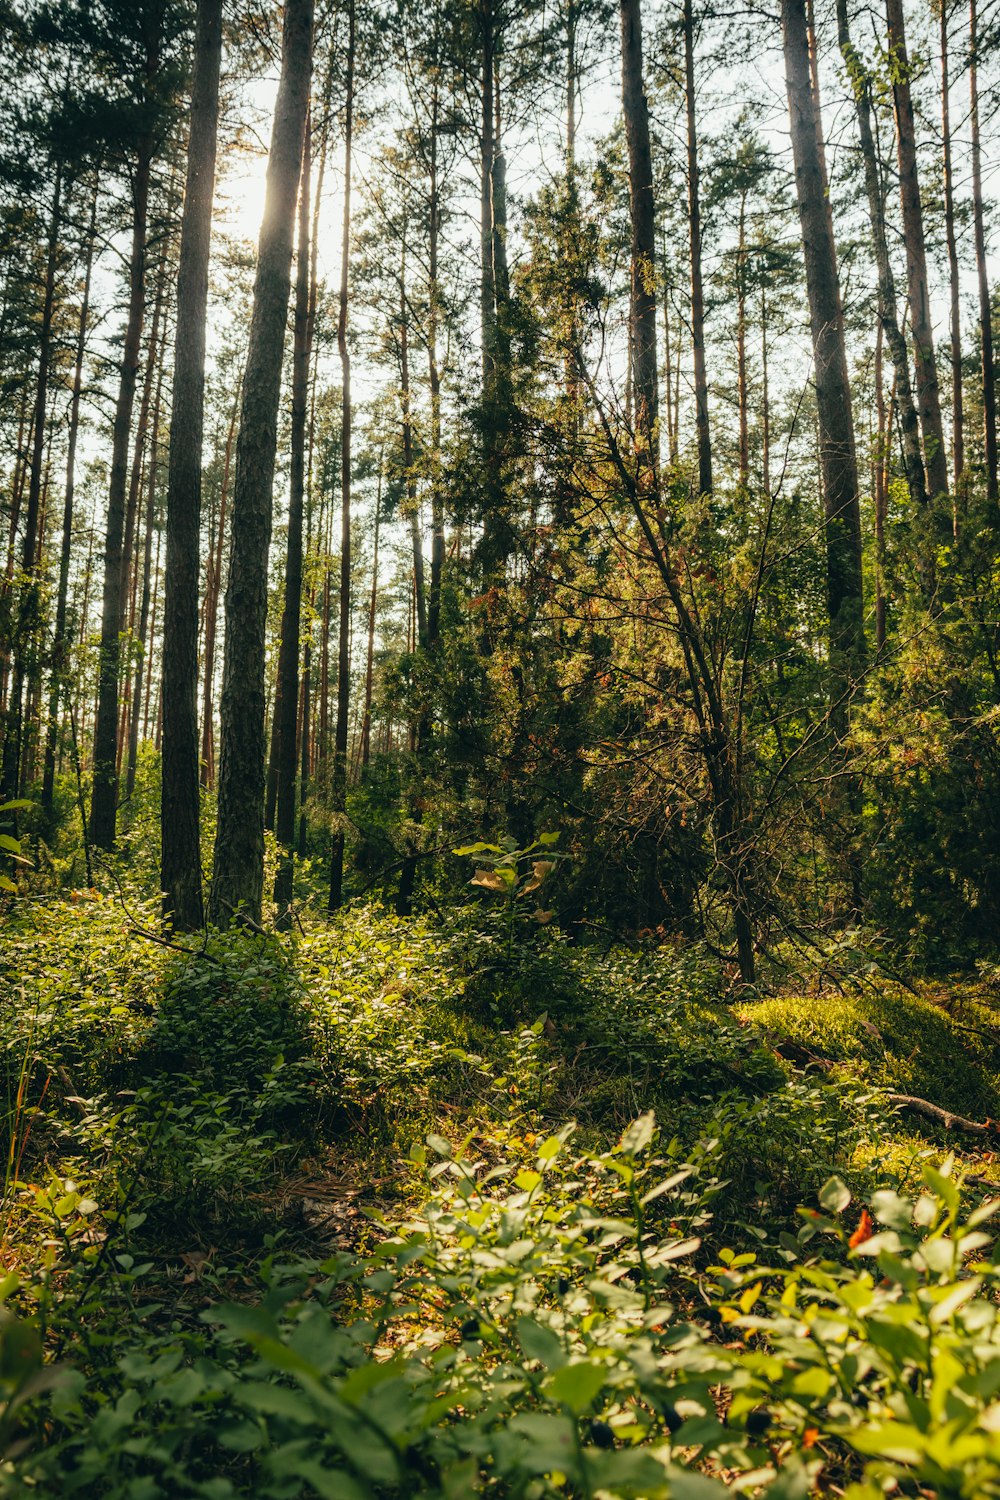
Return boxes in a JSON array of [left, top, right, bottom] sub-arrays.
[[161, 0, 222, 928], [969, 0, 998, 509], [782, 0, 865, 732], [210, 0, 313, 927], [41, 172, 99, 827], [886, 0, 950, 507], [329, 0, 355, 915], [620, 0, 658, 468], [940, 0, 963, 491], [126, 355, 164, 801], [274, 110, 312, 927], [835, 0, 927, 513], [682, 0, 711, 494], [200, 384, 238, 788], [90, 123, 155, 851]]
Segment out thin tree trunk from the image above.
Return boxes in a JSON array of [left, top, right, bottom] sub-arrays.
[[479, 0, 496, 392], [782, 0, 865, 732], [401, 250, 427, 650], [126, 356, 164, 801], [41, 172, 99, 828], [941, 0, 963, 491], [886, 0, 950, 506], [620, 0, 658, 468], [200, 384, 238, 788], [274, 110, 312, 927], [874, 317, 888, 650], [969, 0, 998, 509], [427, 78, 445, 647], [682, 0, 710, 493], [90, 121, 156, 851], [1, 163, 63, 825], [210, 0, 313, 928], [328, 0, 354, 915], [761, 289, 771, 495], [836, 0, 927, 512], [360, 470, 381, 771], [736, 192, 748, 490]]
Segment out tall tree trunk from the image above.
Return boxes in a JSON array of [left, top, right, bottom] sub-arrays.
[[328, 0, 354, 915], [360, 473, 380, 772], [479, 0, 496, 392], [426, 81, 445, 648], [736, 192, 749, 490], [162, 0, 223, 928], [41, 172, 99, 828], [90, 122, 156, 851], [782, 0, 865, 732], [126, 357, 164, 801], [682, 0, 710, 494], [210, 0, 313, 928], [274, 111, 312, 927], [620, 0, 658, 468], [874, 318, 888, 650], [886, 0, 950, 506], [401, 250, 427, 650], [836, 0, 927, 512], [200, 384, 238, 788], [940, 0, 963, 491], [1, 163, 63, 827], [121, 256, 167, 658], [761, 288, 771, 495], [969, 0, 998, 509]]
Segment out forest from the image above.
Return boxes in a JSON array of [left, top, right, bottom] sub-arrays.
[[2, 0, 1000, 1492]]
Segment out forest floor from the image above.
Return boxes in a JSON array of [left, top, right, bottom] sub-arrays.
[[2, 892, 1000, 1496]]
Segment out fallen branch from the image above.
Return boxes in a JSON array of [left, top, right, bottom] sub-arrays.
[[886, 1093, 1000, 1137]]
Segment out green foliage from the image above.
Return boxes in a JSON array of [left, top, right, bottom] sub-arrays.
[[746, 983, 1000, 1120]]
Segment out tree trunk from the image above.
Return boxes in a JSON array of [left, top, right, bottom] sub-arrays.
[[360, 473, 380, 772], [736, 191, 748, 490], [200, 384, 238, 788], [835, 0, 927, 513], [682, 0, 710, 494], [620, 0, 658, 468], [940, 0, 963, 491], [41, 172, 99, 828], [427, 80, 445, 648], [161, 0, 222, 928], [969, 0, 998, 509], [782, 0, 865, 732], [274, 111, 312, 928], [90, 124, 155, 851], [1, 164, 63, 827], [210, 0, 313, 928], [329, 0, 354, 915], [479, 0, 496, 392], [886, 0, 950, 506], [126, 356, 164, 801]]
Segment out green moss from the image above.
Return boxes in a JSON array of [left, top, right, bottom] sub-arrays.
[[742, 983, 1000, 1121]]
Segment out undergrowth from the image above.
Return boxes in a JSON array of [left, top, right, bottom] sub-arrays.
[[1, 896, 999, 1495]]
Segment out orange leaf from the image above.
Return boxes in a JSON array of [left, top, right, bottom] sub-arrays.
[[803, 1428, 819, 1448], [849, 1208, 874, 1249]]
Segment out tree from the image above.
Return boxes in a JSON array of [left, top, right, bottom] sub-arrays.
[[273, 107, 311, 928], [781, 0, 865, 733], [161, 0, 222, 930], [89, 0, 182, 851], [210, 0, 313, 928], [328, 0, 355, 915], [885, 0, 950, 509]]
